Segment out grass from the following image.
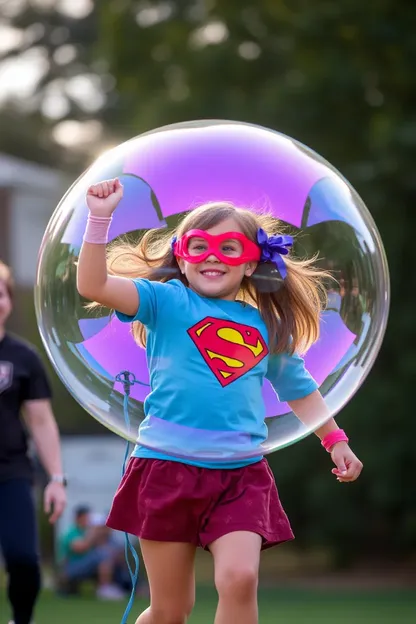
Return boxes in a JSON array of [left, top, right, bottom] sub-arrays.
[[3, 587, 415, 623]]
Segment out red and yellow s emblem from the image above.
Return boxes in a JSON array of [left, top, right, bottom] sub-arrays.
[[187, 316, 268, 387]]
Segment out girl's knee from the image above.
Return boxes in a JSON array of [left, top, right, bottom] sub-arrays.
[[215, 565, 258, 600], [150, 606, 193, 624], [150, 596, 194, 624]]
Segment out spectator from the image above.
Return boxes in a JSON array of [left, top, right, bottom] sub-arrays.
[[58, 505, 125, 600], [0, 260, 67, 624]]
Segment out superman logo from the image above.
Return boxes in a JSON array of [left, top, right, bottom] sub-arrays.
[[187, 316, 268, 387]]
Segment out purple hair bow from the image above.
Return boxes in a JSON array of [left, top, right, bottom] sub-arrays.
[[256, 228, 293, 279]]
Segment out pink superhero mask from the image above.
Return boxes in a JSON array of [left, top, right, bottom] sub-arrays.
[[172, 229, 261, 266]]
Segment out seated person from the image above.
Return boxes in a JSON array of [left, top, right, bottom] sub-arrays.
[[58, 505, 125, 600]]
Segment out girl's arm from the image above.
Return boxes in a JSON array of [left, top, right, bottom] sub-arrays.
[[76, 178, 139, 316], [288, 390, 363, 482], [287, 389, 334, 438]]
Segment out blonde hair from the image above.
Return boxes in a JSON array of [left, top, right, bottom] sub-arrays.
[[0, 260, 14, 300], [104, 202, 330, 354]]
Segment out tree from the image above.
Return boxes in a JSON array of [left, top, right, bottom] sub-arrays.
[[88, 0, 416, 562], [1, 0, 415, 563]]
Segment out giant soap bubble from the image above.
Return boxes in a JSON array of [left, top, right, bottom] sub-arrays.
[[35, 120, 389, 461]]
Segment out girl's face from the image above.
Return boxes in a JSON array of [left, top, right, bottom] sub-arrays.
[[0, 280, 12, 329], [177, 217, 258, 300]]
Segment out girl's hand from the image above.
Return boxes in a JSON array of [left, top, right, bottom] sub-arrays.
[[330, 441, 363, 483], [86, 178, 124, 217]]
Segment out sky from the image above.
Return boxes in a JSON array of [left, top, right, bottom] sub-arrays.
[[0, 0, 234, 152], [0, 0, 101, 150]]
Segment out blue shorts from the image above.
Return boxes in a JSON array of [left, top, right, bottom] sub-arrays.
[[64, 546, 113, 580]]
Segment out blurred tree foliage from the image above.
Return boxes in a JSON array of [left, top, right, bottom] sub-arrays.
[[1, 0, 415, 565]]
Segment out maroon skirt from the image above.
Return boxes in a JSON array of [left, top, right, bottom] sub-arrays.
[[107, 457, 294, 550]]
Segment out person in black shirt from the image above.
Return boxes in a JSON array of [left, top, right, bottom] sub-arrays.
[[0, 260, 67, 624]]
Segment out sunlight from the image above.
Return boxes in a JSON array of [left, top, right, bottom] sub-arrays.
[[41, 79, 70, 119], [135, 2, 174, 28], [0, 47, 49, 102], [238, 41, 261, 60], [65, 74, 106, 112], [189, 21, 229, 49], [0, 23, 24, 53], [57, 0, 94, 19], [52, 119, 103, 149], [0, 0, 26, 19], [53, 44, 77, 66]]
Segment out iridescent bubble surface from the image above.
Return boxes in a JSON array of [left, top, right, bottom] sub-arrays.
[[35, 120, 390, 460]]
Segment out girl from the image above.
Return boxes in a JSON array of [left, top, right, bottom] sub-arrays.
[[77, 178, 363, 624]]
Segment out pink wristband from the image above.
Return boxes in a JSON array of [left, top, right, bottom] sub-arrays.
[[321, 429, 349, 452], [83, 215, 112, 244]]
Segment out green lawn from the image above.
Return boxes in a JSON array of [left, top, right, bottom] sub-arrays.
[[4, 587, 415, 623]]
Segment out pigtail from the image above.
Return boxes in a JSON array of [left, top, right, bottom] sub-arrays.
[[249, 255, 329, 355], [106, 229, 175, 279]]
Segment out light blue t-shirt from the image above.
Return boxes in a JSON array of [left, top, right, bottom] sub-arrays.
[[116, 279, 318, 468]]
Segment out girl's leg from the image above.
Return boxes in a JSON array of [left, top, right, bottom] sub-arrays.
[[209, 531, 262, 624], [136, 539, 196, 624]]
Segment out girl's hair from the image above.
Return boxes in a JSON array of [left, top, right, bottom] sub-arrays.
[[0, 260, 14, 300], [104, 202, 330, 355]]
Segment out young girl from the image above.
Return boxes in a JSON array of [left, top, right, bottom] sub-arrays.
[[77, 178, 363, 624]]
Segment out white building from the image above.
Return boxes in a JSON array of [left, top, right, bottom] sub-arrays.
[[0, 152, 70, 286]]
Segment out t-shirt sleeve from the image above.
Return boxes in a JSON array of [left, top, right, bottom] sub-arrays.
[[24, 348, 53, 401], [115, 278, 168, 328], [265, 351, 318, 402], [58, 528, 76, 561]]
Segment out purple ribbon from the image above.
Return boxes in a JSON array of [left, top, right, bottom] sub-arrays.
[[256, 228, 293, 279]]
